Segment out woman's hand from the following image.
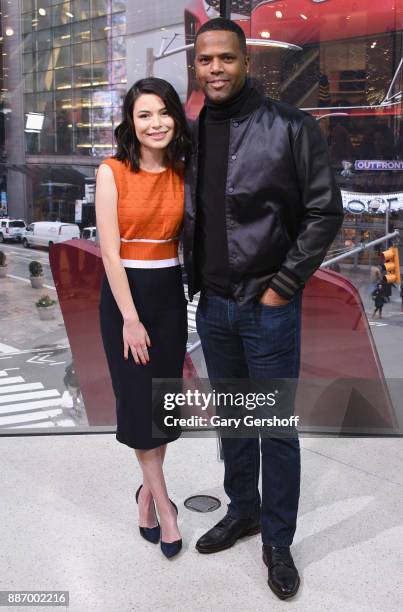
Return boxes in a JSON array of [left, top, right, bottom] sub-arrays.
[[123, 318, 151, 365]]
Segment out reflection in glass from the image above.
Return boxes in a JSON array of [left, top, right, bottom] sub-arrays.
[[55, 67, 73, 90], [54, 46, 72, 69], [53, 24, 72, 47], [51, 3, 72, 28], [73, 43, 91, 66]]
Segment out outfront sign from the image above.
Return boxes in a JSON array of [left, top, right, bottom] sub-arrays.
[[355, 160, 403, 171]]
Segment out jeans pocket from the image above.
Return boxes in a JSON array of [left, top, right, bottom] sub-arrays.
[[259, 298, 293, 311]]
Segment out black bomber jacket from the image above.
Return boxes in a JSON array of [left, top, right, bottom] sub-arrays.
[[183, 98, 344, 304]]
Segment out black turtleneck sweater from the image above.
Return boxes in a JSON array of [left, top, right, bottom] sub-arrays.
[[196, 79, 263, 296]]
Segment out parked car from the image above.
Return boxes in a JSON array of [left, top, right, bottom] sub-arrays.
[[22, 221, 80, 249], [81, 226, 97, 241], [0, 218, 26, 243]]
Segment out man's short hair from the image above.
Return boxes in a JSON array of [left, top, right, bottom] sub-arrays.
[[194, 17, 247, 56]]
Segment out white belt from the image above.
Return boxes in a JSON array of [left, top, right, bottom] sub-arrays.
[[121, 236, 179, 243], [120, 257, 180, 269]]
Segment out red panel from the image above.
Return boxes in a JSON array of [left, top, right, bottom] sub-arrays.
[[249, 1, 400, 45]]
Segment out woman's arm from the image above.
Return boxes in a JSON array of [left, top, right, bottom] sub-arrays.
[[95, 163, 151, 365]]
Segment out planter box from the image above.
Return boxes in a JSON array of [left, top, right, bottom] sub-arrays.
[[0, 265, 8, 278], [30, 275, 44, 289], [36, 305, 56, 320]]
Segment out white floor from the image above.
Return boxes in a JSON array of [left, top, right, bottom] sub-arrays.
[[1, 434, 402, 612]]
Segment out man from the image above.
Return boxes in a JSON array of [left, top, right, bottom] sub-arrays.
[[183, 18, 344, 599]]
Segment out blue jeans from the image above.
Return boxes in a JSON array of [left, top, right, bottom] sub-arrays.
[[196, 289, 303, 546]]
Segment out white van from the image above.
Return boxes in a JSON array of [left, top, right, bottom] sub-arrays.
[[81, 226, 97, 241], [22, 221, 80, 249]]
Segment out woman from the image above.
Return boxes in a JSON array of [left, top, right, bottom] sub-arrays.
[[96, 78, 191, 559]]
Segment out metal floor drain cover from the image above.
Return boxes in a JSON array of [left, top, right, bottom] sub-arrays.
[[184, 495, 221, 513]]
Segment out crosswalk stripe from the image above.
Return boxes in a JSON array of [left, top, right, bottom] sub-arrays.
[[186, 289, 198, 331], [0, 369, 74, 428], [12, 421, 56, 429], [0, 376, 25, 386], [0, 389, 61, 405], [0, 382, 44, 394], [0, 398, 63, 415], [0, 409, 63, 426]]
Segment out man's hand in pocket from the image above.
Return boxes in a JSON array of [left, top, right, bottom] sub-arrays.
[[260, 287, 290, 306]]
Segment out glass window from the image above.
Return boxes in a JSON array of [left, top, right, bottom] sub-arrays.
[[73, 65, 92, 88], [22, 0, 34, 12], [92, 106, 112, 125], [23, 53, 34, 75], [75, 106, 91, 129], [38, 112, 56, 154], [36, 92, 53, 113], [36, 50, 53, 72], [55, 90, 73, 112], [92, 63, 109, 86], [51, 2, 72, 28], [23, 34, 34, 54], [73, 88, 92, 110], [53, 24, 72, 47], [92, 40, 108, 63], [36, 70, 54, 92], [36, 11, 51, 30], [55, 67, 72, 90], [91, 0, 108, 17], [92, 87, 112, 109], [73, 43, 91, 66], [75, 0, 91, 21], [91, 16, 109, 40], [73, 19, 92, 43], [76, 122, 91, 145], [56, 110, 73, 153], [24, 73, 34, 93], [53, 46, 72, 69], [37, 29, 52, 51], [24, 93, 37, 114], [112, 0, 126, 11], [22, 13, 33, 35]]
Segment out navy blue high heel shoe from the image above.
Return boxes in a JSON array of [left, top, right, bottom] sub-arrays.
[[135, 485, 160, 544], [160, 500, 182, 559]]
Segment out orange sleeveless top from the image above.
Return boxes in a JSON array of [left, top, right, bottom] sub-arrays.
[[99, 157, 184, 268]]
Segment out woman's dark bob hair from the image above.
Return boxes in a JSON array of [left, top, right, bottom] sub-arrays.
[[113, 77, 191, 173]]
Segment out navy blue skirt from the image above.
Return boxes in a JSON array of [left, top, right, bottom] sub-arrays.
[[99, 265, 187, 450]]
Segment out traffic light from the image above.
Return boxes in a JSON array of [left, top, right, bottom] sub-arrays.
[[382, 246, 401, 284]]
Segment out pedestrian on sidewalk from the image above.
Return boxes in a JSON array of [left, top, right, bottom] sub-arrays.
[[370, 264, 382, 285], [96, 78, 191, 559], [372, 282, 386, 318]]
